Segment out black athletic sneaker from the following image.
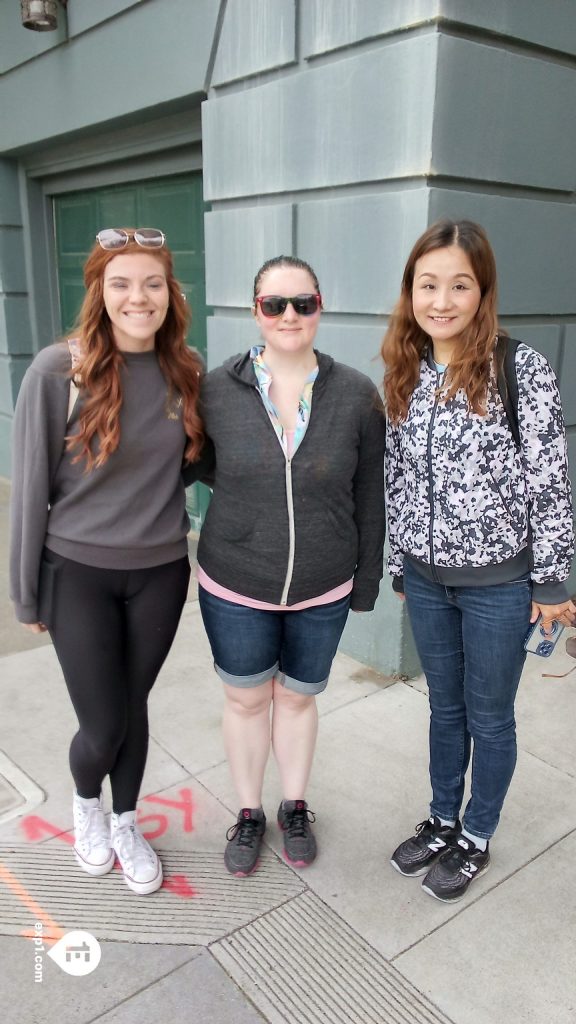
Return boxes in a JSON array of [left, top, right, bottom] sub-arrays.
[[421, 834, 490, 902], [390, 816, 461, 876], [277, 800, 317, 866], [224, 808, 266, 876]]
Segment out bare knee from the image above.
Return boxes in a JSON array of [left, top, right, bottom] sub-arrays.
[[224, 681, 273, 718], [272, 681, 315, 713]]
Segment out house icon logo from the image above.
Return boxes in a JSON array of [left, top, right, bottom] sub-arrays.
[[48, 931, 101, 976], [65, 940, 91, 963]]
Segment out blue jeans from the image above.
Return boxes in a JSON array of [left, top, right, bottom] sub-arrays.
[[403, 559, 531, 839], [198, 587, 351, 695]]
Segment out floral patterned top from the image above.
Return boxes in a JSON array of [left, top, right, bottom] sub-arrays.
[[251, 345, 318, 457]]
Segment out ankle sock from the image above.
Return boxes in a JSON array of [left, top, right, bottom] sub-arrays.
[[437, 816, 456, 828], [75, 792, 101, 805], [461, 828, 488, 851]]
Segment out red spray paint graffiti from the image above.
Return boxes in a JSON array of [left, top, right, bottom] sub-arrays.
[[18, 787, 198, 899]]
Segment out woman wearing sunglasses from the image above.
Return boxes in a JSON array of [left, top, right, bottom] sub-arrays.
[[194, 254, 385, 875], [10, 228, 208, 895]]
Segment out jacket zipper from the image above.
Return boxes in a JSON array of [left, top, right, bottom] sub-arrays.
[[280, 456, 295, 604], [426, 371, 444, 582], [490, 471, 514, 521], [252, 384, 296, 605]]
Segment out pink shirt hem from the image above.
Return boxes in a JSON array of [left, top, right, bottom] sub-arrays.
[[197, 565, 353, 611]]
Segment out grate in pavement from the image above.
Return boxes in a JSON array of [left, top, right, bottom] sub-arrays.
[[0, 777, 23, 819], [213, 890, 455, 1024], [0, 751, 44, 825], [0, 845, 305, 944]]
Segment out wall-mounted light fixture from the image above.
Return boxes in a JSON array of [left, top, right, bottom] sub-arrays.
[[21, 0, 67, 32]]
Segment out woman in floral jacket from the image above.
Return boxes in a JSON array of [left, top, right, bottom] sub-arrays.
[[382, 219, 574, 902]]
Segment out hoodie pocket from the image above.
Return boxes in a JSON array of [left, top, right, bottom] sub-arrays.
[[490, 470, 515, 523]]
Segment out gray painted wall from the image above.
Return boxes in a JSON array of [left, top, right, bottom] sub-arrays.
[[0, 0, 218, 151], [0, 0, 219, 483], [0, 0, 574, 674]]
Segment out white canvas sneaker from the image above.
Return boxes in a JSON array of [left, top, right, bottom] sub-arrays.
[[73, 792, 115, 876], [111, 811, 163, 895]]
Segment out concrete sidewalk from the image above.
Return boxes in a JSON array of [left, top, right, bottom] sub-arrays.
[[1, 480, 575, 1023]]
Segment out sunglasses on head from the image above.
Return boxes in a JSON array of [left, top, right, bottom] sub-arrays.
[[96, 228, 166, 251], [255, 293, 322, 318]]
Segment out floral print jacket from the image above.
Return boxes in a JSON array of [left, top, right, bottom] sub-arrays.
[[385, 343, 574, 604]]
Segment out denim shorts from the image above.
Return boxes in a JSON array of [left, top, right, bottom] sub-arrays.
[[198, 586, 351, 695]]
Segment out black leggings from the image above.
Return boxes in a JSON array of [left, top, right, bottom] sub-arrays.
[[41, 550, 190, 813]]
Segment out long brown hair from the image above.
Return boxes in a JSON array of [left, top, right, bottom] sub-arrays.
[[382, 219, 504, 423], [66, 232, 204, 470]]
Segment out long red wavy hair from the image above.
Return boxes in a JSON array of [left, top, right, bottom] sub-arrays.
[[66, 232, 204, 470], [382, 219, 505, 423]]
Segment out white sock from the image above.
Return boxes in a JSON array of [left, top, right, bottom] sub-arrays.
[[461, 828, 488, 851], [75, 792, 101, 807], [437, 816, 456, 828], [111, 810, 137, 830]]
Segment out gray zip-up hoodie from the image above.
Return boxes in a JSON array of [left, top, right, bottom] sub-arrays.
[[195, 351, 386, 611]]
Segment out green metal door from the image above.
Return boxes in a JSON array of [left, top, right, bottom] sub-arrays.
[[54, 173, 211, 530]]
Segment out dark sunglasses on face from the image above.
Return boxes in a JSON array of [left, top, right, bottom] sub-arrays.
[[96, 228, 166, 251], [255, 293, 322, 318]]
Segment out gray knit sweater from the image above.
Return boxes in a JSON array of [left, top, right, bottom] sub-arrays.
[[195, 351, 386, 611], [10, 342, 191, 623]]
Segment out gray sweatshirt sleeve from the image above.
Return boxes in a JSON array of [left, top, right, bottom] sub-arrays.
[[181, 437, 216, 488], [10, 346, 70, 623]]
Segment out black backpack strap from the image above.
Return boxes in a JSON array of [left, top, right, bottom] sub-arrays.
[[495, 336, 533, 568], [67, 338, 82, 424], [495, 335, 520, 449]]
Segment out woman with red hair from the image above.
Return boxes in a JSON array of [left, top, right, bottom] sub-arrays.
[[10, 228, 207, 895]]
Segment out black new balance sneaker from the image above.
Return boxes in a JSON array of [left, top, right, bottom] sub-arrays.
[[277, 800, 317, 866], [390, 816, 462, 876], [224, 808, 266, 876], [421, 834, 490, 902]]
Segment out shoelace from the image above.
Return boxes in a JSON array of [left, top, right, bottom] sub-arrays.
[[414, 817, 456, 853], [226, 817, 261, 847], [285, 806, 316, 838], [114, 824, 154, 867], [76, 807, 108, 850], [444, 840, 479, 878], [414, 819, 433, 836]]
